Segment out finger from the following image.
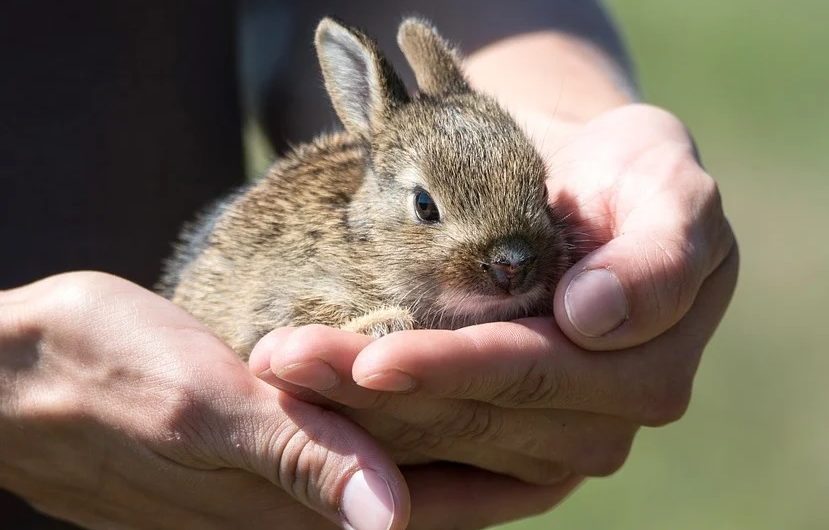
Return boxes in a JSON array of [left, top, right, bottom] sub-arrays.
[[556, 201, 734, 351], [345, 407, 635, 479], [256, 325, 638, 477], [250, 325, 375, 408], [404, 463, 583, 530], [252, 324, 373, 395], [257, 325, 410, 411], [218, 385, 411, 530], [253, 326, 568, 483], [557, 116, 735, 349], [249, 327, 338, 406], [354, 246, 738, 425], [248, 326, 298, 375], [348, 408, 576, 485]]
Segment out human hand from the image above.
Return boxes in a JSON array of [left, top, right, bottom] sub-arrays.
[[250, 104, 738, 492], [0, 272, 571, 530]]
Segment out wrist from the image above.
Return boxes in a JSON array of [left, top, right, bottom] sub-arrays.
[[465, 31, 637, 126]]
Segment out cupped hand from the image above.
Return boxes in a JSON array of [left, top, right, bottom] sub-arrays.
[[251, 104, 738, 491], [537, 103, 737, 351], [0, 272, 570, 530]]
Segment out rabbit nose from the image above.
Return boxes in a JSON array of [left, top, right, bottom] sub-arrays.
[[484, 240, 537, 293]]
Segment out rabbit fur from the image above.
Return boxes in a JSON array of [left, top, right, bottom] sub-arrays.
[[161, 17, 573, 358]]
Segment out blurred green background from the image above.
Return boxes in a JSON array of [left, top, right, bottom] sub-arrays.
[[503, 1, 829, 529]]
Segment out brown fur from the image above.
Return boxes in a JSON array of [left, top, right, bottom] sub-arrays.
[[161, 18, 572, 358]]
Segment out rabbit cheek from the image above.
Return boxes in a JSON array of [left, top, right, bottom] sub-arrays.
[[427, 229, 567, 326], [432, 284, 550, 327]]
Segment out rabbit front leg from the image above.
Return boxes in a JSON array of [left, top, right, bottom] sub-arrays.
[[341, 306, 416, 338]]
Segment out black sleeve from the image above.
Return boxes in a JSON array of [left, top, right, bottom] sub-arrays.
[[0, 0, 242, 525], [0, 0, 244, 290]]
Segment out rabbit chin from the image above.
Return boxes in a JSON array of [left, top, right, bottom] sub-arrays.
[[432, 284, 551, 328]]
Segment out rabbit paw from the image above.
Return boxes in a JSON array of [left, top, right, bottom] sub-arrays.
[[342, 307, 416, 338]]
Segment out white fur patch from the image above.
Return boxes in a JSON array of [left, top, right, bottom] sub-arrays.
[[434, 284, 547, 326]]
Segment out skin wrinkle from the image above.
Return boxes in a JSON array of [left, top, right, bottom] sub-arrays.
[[458, 322, 553, 406], [647, 233, 697, 320], [269, 395, 387, 523], [388, 433, 570, 485], [274, 419, 311, 504], [424, 398, 494, 444], [520, 357, 565, 409], [390, 425, 445, 454], [336, 373, 595, 469]]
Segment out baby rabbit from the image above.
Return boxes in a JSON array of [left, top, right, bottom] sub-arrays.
[[162, 17, 572, 358]]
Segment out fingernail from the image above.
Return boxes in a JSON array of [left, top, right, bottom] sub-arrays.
[[275, 360, 338, 392], [341, 469, 395, 530], [564, 268, 629, 337], [356, 370, 416, 393]]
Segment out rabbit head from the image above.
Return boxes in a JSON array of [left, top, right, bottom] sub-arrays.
[[315, 17, 571, 327]]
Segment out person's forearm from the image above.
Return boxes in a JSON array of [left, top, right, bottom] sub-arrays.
[[465, 31, 638, 126]]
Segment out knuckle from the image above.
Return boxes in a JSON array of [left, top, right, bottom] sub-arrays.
[[153, 378, 225, 461], [492, 361, 567, 407], [637, 178, 731, 328], [624, 221, 712, 333], [296, 323, 331, 338], [45, 272, 120, 311], [691, 164, 720, 203], [694, 172, 733, 251], [646, 390, 692, 426], [576, 431, 635, 477], [274, 421, 333, 502], [45, 279, 97, 315], [640, 373, 693, 426], [587, 442, 633, 477], [285, 324, 329, 352], [641, 234, 700, 322], [699, 177, 737, 261], [366, 388, 394, 410], [384, 423, 444, 454], [525, 460, 570, 486], [433, 402, 504, 444], [699, 172, 722, 209], [452, 373, 485, 401], [256, 407, 358, 502]]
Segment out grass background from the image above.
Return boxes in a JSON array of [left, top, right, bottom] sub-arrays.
[[500, 2, 829, 529]]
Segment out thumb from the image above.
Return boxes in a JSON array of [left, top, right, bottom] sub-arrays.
[[555, 184, 735, 351], [226, 383, 410, 530]]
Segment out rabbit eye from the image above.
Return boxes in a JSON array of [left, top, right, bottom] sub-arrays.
[[414, 189, 440, 223]]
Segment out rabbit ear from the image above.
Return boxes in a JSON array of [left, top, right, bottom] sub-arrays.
[[397, 18, 469, 97], [315, 18, 409, 139]]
